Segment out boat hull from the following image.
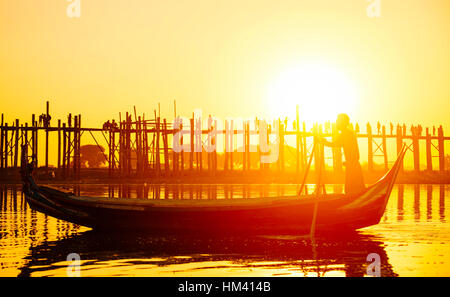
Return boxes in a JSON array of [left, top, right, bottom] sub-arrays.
[[21, 148, 406, 235], [22, 179, 390, 235]]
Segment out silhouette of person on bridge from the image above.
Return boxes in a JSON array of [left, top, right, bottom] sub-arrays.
[[318, 114, 365, 195]]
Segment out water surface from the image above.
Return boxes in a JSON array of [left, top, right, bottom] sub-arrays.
[[1, 183, 449, 277]]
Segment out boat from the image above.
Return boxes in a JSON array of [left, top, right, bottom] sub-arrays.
[[20, 147, 406, 234]]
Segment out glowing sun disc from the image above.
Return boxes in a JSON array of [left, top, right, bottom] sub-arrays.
[[266, 63, 358, 122]]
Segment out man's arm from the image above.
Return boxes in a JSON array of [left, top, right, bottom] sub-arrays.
[[318, 135, 342, 148]]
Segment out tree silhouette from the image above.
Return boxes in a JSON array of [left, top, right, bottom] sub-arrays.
[[80, 144, 106, 168]]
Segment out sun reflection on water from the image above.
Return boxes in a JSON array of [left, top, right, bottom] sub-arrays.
[[1, 184, 449, 277]]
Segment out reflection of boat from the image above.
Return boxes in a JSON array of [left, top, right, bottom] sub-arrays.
[[18, 231, 397, 277], [20, 148, 405, 234]]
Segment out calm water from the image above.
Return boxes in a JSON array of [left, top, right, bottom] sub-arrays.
[[1, 183, 449, 277]]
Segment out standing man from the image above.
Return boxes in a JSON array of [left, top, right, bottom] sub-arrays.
[[319, 114, 365, 195]]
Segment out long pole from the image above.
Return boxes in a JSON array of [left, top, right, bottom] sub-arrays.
[[298, 142, 316, 196], [310, 144, 324, 238]]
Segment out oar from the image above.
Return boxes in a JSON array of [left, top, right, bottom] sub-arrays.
[[298, 141, 316, 196], [310, 147, 323, 239]]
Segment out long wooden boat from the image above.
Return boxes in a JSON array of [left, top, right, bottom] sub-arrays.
[[21, 148, 406, 234]]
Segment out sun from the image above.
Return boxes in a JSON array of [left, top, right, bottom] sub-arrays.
[[266, 62, 358, 123]]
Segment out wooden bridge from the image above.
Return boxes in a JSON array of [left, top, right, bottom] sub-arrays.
[[0, 102, 448, 180]]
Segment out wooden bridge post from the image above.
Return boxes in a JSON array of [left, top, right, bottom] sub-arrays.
[[78, 115, 82, 180], [197, 118, 202, 172], [332, 123, 343, 174], [319, 124, 325, 173], [224, 120, 229, 171], [396, 124, 404, 172], [156, 117, 161, 177], [20, 124, 24, 145], [22, 123, 28, 167], [190, 117, 194, 171], [0, 114, 3, 169], [23, 123, 29, 167], [3, 123, 8, 169], [179, 123, 184, 174], [258, 119, 264, 171], [119, 120, 123, 177], [231, 123, 235, 171], [127, 114, 132, 177], [278, 119, 285, 172], [412, 126, 420, 173], [213, 119, 218, 175], [426, 127, 432, 172], [264, 123, 270, 171], [242, 121, 247, 172], [45, 101, 49, 169], [312, 124, 320, 173], [73, 116, 78, 178], [77, 115, 81, 178], [246, 121, 250, 171], [0, 115, 3, 169], [142, 118, 148, 176], [117, 120, 121, 177], [163, 119, 169, 175], [122, 115, 127, 177], [108, 124, 112, 178], [294, 105, 302, 174], [367, 123, 373, 172], [128, 114, 132, 176], [136, 116, 142, 177], [173, 120, 178, 176], [123, 116, 127, 177], [14, 119, 19, 168], [141, 116, 146, 176], [125, 116, 129, 176], [126, 116, 130, 176], [57, 119, 61, 170], [112, 125, 117, 176], [438, 126, 445, 172], [302, 122, 307, 170], [125, 117, 129, 176], [382, 125, 388, 171], [32, 114, 38, 168], [140, 116, 145, 177], [62, 123, 67, 177], [207, 117, 212, 174], [67, 114, 72, 177]]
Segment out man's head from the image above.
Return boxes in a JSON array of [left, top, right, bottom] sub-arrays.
[[336, 113, 350, 131]]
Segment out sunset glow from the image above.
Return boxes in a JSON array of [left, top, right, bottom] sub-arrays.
[[1, 0, 450, 281], [267, 63, 357, 121]]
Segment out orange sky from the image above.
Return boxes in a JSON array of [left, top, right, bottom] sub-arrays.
[[1, 0, 450, 130]]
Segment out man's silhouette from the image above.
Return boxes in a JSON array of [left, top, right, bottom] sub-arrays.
[[319, 114, 365, 195]]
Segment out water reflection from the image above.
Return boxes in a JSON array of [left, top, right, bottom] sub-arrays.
[[414, 184, 420, 222], [397, 184, 404, 222], [440, 185, 446, 223], [45, 184, 448, 225], [391, 184, 447, 223], [17, 231, 396, 277], [56, 183, 339, 200]]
